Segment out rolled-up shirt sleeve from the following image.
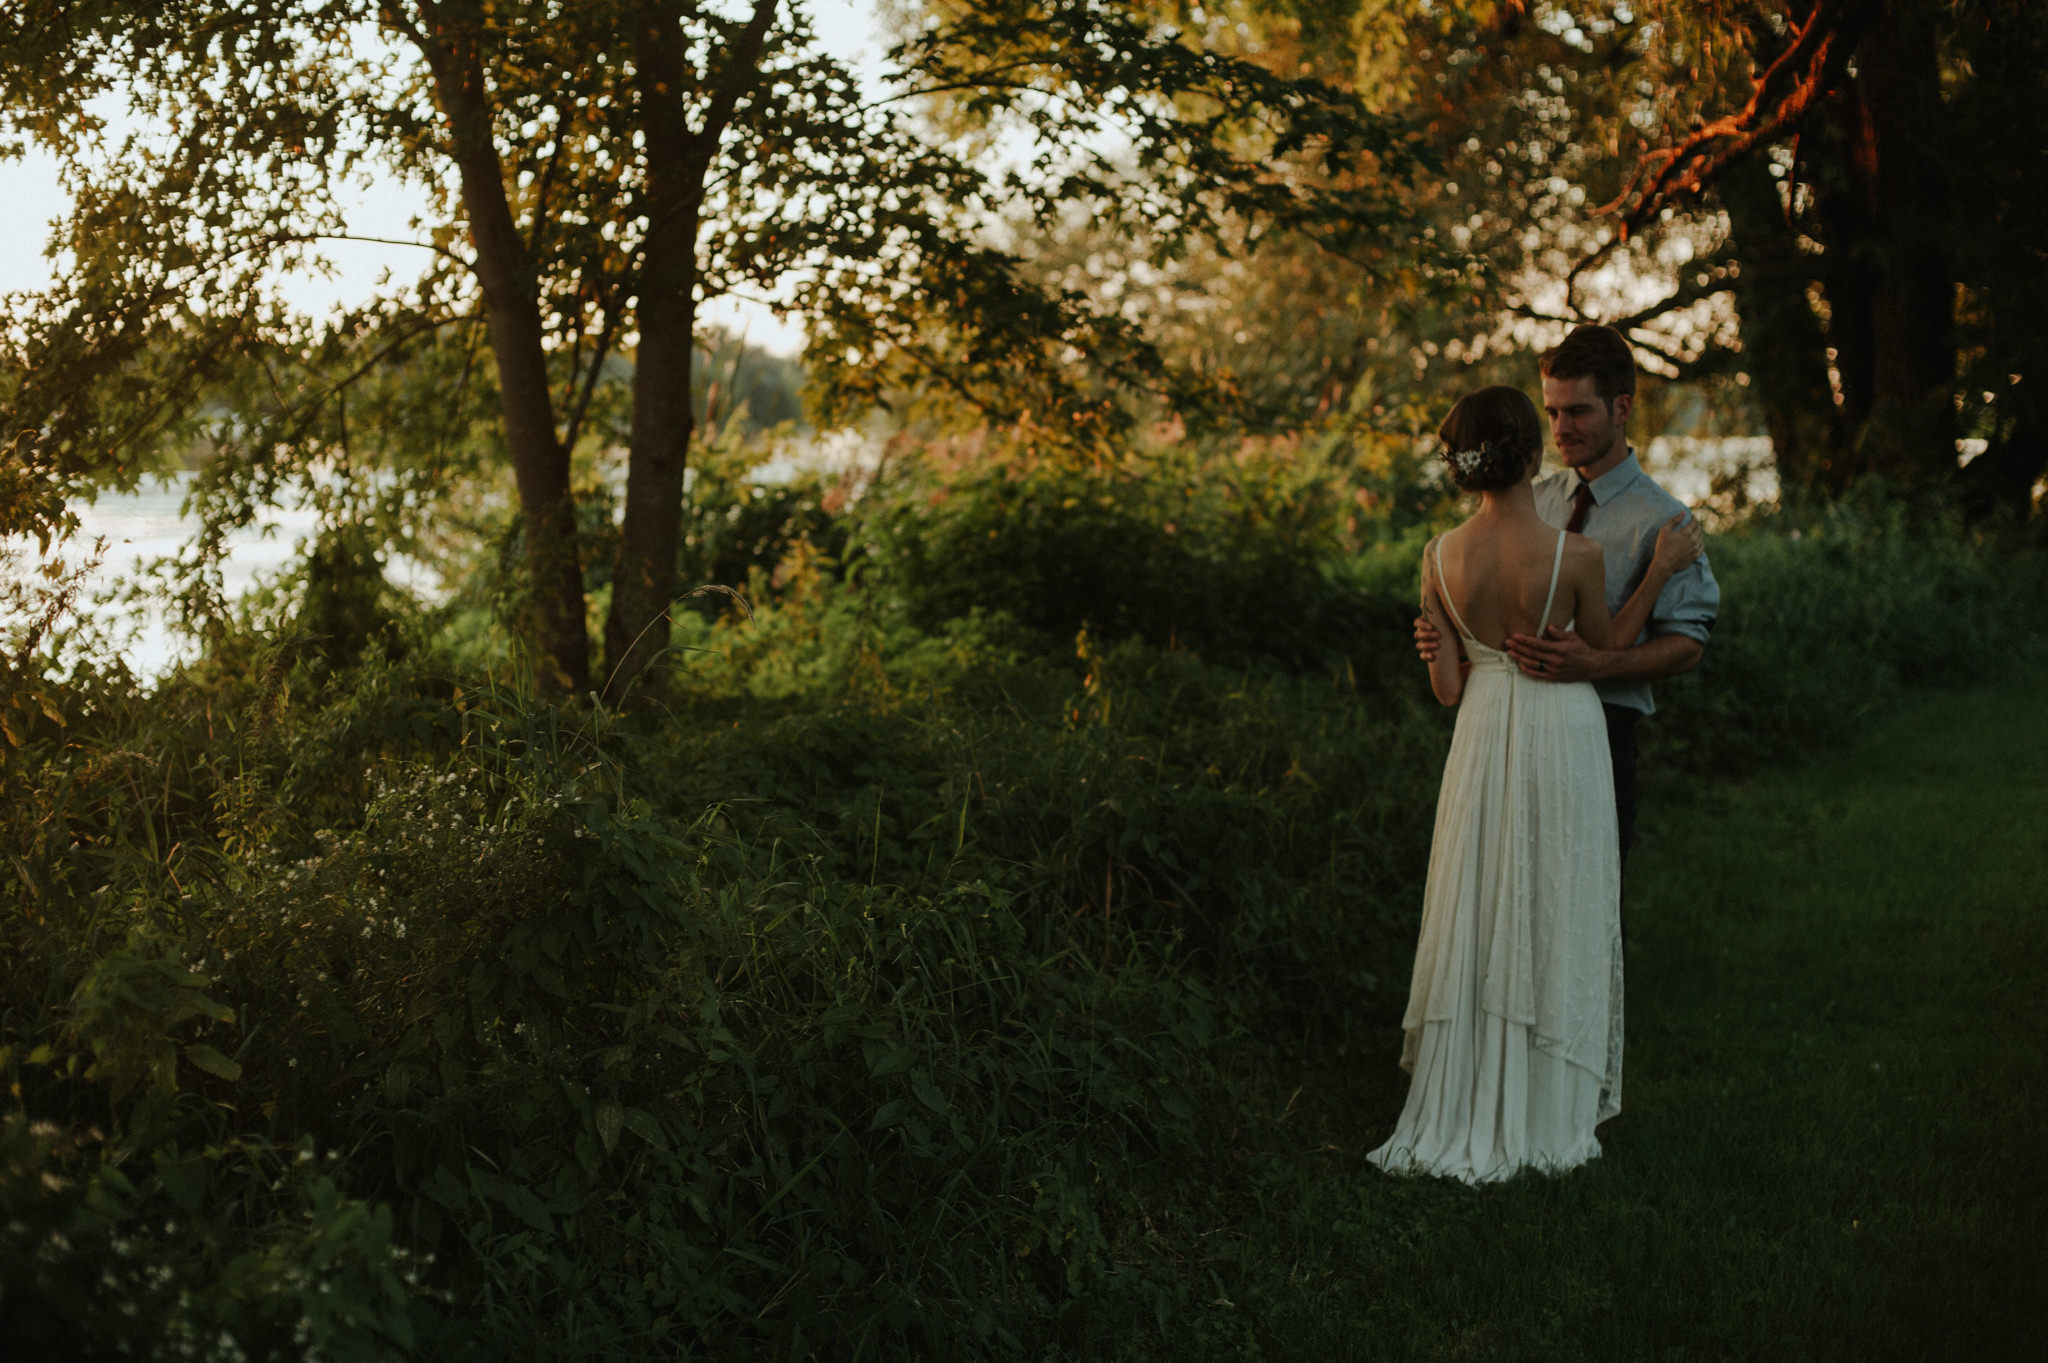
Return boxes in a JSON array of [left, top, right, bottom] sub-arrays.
[[1649, 556, 1719, 645]]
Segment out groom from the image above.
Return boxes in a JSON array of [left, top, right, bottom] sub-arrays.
[[1415, 324, 1720, 860]]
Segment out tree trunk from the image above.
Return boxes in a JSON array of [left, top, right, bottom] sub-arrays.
[[1854, 0, 1955, 482], [1947, 2, 2048, 518], [602, 0, 778, 701], [414, 5, 590, 691], [1805, 83, 1877, 487], [1805, 0, 1955, 487], [1719, 155, 1844, 492], [604, 3, 702, 700]]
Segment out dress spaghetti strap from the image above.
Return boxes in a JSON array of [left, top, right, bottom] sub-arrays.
[[1432, 538, 1476, 641], [1535, 530, 1567, 634]]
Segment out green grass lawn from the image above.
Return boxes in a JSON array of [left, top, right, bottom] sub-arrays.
[[1101, 673, 2048, 1361]]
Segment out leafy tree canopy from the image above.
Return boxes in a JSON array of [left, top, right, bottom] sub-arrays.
[[1062, 1, 2046, 512], [2, 0, 1431, 694]]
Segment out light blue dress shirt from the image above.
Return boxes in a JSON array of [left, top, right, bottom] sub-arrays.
[[1532, 450, 1719, 716]]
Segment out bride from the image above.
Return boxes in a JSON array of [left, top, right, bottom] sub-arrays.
[[1367, 385, 1701, 1184]]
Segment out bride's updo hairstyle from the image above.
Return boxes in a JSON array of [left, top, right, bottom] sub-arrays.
[[1437, 385, 1544, 493]]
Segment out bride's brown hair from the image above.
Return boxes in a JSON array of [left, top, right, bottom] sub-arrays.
[[1438, 386, 1544, 493]]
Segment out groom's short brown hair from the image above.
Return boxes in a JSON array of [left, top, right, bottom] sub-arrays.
[[1539, 324, 1637, 406]]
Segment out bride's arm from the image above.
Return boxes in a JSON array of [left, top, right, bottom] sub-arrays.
[[1420, 539, 1466, 707], [1570, 541, 1617, 652], [1607, 512, 1705, 649]]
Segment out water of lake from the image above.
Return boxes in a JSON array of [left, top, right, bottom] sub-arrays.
[[51, 472, 436, 676], [1641, 435, 1779, 507]]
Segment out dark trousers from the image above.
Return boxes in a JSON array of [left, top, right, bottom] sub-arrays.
[[1604, 704, 1640, 866]]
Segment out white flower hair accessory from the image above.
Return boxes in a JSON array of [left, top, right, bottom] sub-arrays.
[[1441, 440, 1495, 476]]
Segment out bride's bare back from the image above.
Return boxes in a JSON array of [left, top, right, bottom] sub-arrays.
[[1430, 515, 1603, 653]]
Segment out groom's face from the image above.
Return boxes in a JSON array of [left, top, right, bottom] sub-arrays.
[[1542, 373, 1631, 475]]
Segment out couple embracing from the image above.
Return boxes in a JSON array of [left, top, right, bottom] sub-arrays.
[[1366, 324, 1719, 1185]]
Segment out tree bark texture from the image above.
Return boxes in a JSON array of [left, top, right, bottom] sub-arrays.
[[1805, 0, 1956, 487], [413, 4, 591, 692], [604, 1, 703, 699], [1853, 1, 1956, 482], [603, 0, 779, 701], [1719, 155, 1844, 491]]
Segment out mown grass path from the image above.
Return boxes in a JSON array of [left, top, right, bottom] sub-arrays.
[[1123, 673, 2048, 1361]]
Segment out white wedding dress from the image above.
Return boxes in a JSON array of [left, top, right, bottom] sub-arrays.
[[1367, 531, 1623, 1184]]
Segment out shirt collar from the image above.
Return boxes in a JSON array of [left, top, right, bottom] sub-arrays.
[[1575, 448, 1644, 505]]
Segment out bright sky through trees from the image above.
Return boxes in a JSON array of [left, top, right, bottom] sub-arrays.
[[0, 0, 887, 356]]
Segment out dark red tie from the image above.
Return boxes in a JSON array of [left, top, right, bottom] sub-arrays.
[[1566, 481, 1595, 533]]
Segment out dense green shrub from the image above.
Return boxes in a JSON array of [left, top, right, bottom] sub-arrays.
[[1649, 490, 2047, 779], [1, 666, 1236, 1357], [843, 437, 1416, 671]]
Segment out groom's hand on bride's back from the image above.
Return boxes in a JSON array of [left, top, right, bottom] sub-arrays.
[[1505, 626, 1601, 682]]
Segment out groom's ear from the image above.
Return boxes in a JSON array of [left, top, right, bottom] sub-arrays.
[[1610, 391, 1634, 429]]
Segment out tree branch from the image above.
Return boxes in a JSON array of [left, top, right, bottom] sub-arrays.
[[269, 310, 478, 435], [560, 290, 623, 458], [1599, 0, 1865, 239], [279, 231, 474, 271], [691, 0, 779, 160]]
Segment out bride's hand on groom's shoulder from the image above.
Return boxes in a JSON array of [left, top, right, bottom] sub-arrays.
[[1505, 627, 1599, 683], [1652, 511, 1705, 577]]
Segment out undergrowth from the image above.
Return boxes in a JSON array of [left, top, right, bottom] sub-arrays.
[[2, 437, 2042, 1359]]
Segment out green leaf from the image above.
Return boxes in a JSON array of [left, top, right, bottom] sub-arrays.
[[472, 1169, 553, 1234], [422, 1165, 469, 1212], [168, 986, 234, 1024], [622, 1106, 670, 1153], [911, 1068, 951, 1117], [864, 1039, 915, 1077], [500, 1182, 554, 1233], [183, 1043, 241, 1081], [595, 1098, 624, 1154]]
